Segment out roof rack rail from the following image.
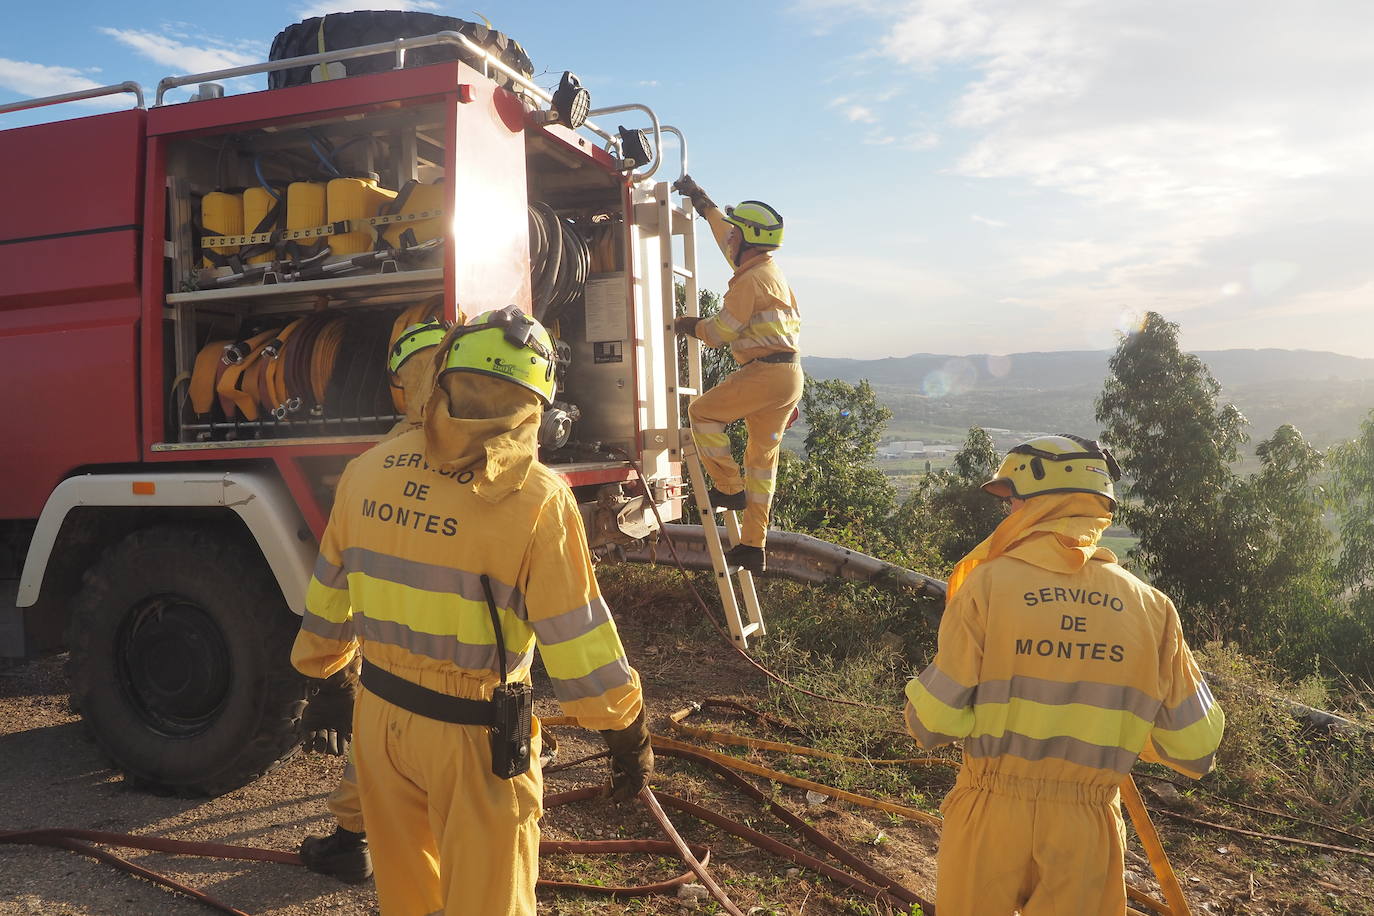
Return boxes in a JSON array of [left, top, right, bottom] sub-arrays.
[[151, 30, 666, 182], [0, 81, 146, 117]]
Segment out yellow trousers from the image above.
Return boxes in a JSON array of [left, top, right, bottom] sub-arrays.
[[327, 748, 365, 833], [354, 678, 543, 915], [936, 769, 1127, 915], [688, 360, 803, 547]]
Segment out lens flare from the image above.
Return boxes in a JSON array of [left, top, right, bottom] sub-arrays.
[[985, 354, 1012, 379], [922, 358, 978, 398], [1114, 309, 1148, 340], [1250, 260, 1298, 297]]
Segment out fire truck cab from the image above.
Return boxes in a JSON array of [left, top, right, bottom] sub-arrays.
[[0, 19, 703, 795]]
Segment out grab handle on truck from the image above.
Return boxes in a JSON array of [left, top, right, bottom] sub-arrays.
[[0, 81, 145, 117]]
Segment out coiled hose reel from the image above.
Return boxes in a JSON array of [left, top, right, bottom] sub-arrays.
[[527, 202, 590, 325]]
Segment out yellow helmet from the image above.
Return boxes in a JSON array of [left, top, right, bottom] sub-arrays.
[[387, 320, 448, 375], [438, 305, 557, 405], [724, 200, 784, 248], [982, 434, 1122, 508]]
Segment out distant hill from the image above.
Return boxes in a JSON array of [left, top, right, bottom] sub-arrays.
[[802, 349, 1374, 393], [799, 348, 1374, 449]]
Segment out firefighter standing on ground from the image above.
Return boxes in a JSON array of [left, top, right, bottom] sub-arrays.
[[297, 313, 451, 884], [291, 306, 653, 915], [905, 435, 1225, 915], [671, 175, 802, 574]]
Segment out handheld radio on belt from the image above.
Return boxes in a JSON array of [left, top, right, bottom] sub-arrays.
[[357, 574, 534, 781], [481, 574, 533, 779]]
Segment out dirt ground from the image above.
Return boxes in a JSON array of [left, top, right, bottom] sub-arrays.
[[2, 606, 1373, 915]]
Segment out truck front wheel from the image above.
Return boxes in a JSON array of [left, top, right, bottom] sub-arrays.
[[68, 524, 310, 795]]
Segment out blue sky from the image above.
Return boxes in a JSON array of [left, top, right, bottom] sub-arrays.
[[4, 1, 1373, 359]]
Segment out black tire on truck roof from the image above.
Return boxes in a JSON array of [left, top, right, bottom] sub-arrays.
[[66, 523, 310, 796], [268, 10, 535, 91]]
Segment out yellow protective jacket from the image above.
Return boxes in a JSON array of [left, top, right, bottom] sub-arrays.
[[292, 428, 642, 731], [906, 497, 1224, 786], [694, 207, 801, 364]]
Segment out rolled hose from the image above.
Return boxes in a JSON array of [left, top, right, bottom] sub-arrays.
[[528, 202, 590, 325]]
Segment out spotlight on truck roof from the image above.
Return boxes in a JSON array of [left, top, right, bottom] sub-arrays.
[[551, 71, 590, 130], [617, 125, 652, 171]]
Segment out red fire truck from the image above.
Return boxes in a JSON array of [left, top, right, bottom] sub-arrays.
[[0, 14, 704, 795]]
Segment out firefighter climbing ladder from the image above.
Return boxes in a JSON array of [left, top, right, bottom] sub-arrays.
[[653, 180, 765, 648]]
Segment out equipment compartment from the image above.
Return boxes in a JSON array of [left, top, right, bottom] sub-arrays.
[[157, 94, 639, 462], [161, 102, 451, 444]]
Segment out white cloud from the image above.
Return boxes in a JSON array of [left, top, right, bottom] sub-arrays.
[[99, 27, 263, 72], [971, 214, 1007, 229], [0, 58, 132, 107], [295, 0, 441, 17], [901, 130, 939, 151], [867, 1, 1374, 212], [843, 104, 877, 123], [795, 0, 1374, 356], [0, 58, 104, 99]]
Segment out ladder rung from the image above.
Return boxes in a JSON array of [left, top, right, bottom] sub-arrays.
[[738, 622, 763, 638], [672, 265, 693, 279], [675, 387, 698, 396]]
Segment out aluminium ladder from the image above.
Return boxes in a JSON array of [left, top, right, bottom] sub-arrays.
[[678, 435, 767, 647], [654, 182, 766, 647]]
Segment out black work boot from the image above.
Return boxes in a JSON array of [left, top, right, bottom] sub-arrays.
[[706, 487, 747, 512], [300, 825, 372, 884], [724, 544, 766, 574]]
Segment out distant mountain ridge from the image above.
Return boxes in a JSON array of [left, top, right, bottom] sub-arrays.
[[802, 348, 1374, 392]]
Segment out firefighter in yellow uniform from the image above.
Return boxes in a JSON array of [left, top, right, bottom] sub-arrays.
[[292, 306, 652, 915], [297, 317, 450, 884], [670, 175, 803, 574], [905, 435, 1225, 915]]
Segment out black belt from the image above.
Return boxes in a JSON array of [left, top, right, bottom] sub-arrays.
[[747, 351, 798, 365], [360, 658, 495, 725]]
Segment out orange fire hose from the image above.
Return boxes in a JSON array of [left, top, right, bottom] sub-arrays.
[[669, 700, 958, 769], [643, 705, 1195, 915], [0, 787, 734, 914]]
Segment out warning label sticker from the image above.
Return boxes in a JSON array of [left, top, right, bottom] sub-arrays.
[[584, 274, 628, 343]]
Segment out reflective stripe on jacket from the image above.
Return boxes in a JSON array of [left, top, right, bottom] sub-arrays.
[[905, 552, 1224, 784], [696, 207, 801, 363], [292, 429, 642, 731]]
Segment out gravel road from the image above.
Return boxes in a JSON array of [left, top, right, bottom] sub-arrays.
[[1, 654, 383, 915], [1, 609, 923, 916]]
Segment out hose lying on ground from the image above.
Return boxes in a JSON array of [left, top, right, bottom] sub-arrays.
[[0, 788, 726, 915]]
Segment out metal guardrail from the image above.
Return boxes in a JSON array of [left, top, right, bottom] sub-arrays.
[[0, 81, 145, 116], [151, 30, 666, 181], [2, 33, 675, 185], [155, 31, 509, 104], [618, 524, 948, 628], [661, 125, 688, 182], [587, 103, 663, 182]]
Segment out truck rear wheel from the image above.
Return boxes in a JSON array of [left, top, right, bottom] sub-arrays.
[[67, 524, 309, 796]]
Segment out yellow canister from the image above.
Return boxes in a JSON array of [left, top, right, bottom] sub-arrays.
[[286, 181, 327, 249], [327, 177, 398, 256], [384, 180, 446, 250], [199, 191, 243, 268], [242, 186, 279, 264]]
